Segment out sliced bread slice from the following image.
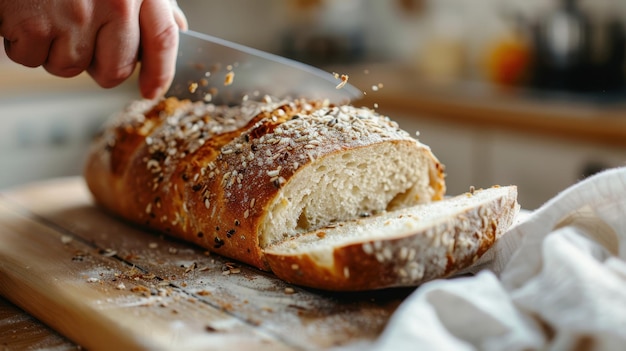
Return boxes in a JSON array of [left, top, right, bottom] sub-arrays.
[[263, 186, 519, 291]]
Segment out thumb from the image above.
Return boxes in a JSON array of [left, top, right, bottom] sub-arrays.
[[170, 0, 188, 31]]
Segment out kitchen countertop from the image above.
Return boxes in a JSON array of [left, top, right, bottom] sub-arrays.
[[339, 63, 626, 149]]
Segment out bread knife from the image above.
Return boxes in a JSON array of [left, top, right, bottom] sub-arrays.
[[165, 30, 363, 105]]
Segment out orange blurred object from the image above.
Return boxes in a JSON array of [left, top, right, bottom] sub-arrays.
[[484, 32, 532, 87]]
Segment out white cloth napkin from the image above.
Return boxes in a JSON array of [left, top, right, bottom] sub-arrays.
[[371, 166, 626, 351]]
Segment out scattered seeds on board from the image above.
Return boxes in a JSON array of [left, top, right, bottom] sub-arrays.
[[101, 249, 117, 257], [61, 235, 72, 244]]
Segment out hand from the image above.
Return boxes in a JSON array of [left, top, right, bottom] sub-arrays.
[[0, 0, 188, 99]]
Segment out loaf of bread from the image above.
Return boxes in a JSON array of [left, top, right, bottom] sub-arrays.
[[84, 97, 517, 290]]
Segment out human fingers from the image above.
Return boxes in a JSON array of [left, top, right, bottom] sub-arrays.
[[42, 2, 97, 78], [137, 0, 180, 99], [43, 31, 96, 78], [1, 16, 53, 68], [87, 3, 141, 89]]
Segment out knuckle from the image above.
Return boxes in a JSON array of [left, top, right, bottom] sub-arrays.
[[18, 18, 53, 42], [149, 23, 178, 52], [106, 0, 134, 19], [3, 18, 53, 67], [66, 1, 91, 26], [44, 50, 92, 78]]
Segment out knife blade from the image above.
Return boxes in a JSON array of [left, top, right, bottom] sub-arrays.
[[165, 30, 363, 105]]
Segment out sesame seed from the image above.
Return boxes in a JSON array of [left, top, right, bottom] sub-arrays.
[[407, 249, 417, 261], [375, 252, 385, 263], [373, 241, 382, 250], [399, 247, 409, 261], [362, 242, 373, 255]]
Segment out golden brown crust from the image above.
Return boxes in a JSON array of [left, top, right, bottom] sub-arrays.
[[84, 97, 445, 272]]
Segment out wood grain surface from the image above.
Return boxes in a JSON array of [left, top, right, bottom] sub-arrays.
[[0, 177, 412, 350], [0, 296, 78, 350]]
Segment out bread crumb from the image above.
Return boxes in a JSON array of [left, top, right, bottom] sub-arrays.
[[188, 82, 198, 93], [335, 74, 349, 89], [148, 242, 158, 249], [224, 71, 235, 86], [101, 248, 117, 257], [61, 235, 72, 244], [131, 285, 151, 295], [284, 287, 296, 295], [87, 277, 99, 283], [115, 283, 126, 290]]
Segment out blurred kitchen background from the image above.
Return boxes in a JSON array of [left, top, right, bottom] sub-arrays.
[[1, 0, 625, 209]]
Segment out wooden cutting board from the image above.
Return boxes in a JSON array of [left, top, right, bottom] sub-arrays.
[[0, 177, 413, 350]]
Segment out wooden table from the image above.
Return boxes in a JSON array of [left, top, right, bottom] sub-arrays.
[[0, 177, 411, 350]]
